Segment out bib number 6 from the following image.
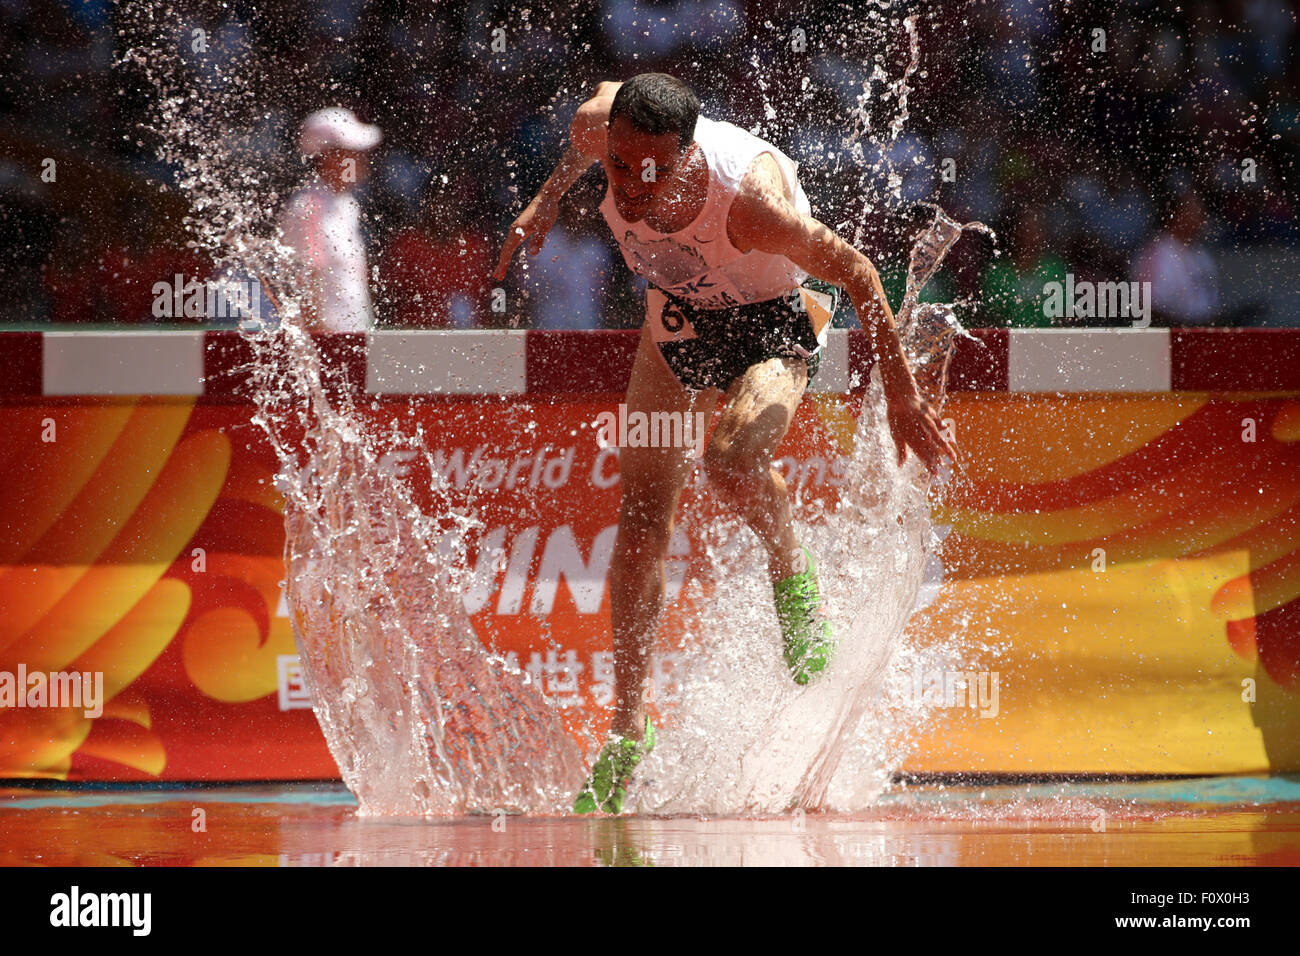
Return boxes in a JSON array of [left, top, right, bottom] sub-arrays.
[[662, 303, 686, 333]]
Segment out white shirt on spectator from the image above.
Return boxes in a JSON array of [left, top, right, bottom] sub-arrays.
[[1134, 233, 1220, 324], [280, 181, 373, 332]]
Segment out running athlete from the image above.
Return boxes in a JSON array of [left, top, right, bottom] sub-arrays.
[[494, 74, 956, 813]]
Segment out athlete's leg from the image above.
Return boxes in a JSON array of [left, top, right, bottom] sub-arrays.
[[609, 321, 719, 741], [702, 356, 809, 585]]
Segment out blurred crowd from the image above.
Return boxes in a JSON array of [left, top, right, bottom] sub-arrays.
[[0, 0, 1296, 330]]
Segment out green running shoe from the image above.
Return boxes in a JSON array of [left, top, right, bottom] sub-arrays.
[[573, 715, 657, 815], [773, 545, 836, 685]]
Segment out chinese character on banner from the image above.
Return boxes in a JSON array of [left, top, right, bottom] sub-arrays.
[[528, 649, 585, 707], [524, 651, 545, 687], [277, 655, 313, 710], [589, 651, 616, 707]]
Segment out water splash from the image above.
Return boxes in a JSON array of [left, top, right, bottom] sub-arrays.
[[119, 2, 990, 817], [900, 204, 996, 427], [119, 2, 586, 817], [636, 206, 990, 815], [847, 14, 923, 240], [264, 324, 586, 814]]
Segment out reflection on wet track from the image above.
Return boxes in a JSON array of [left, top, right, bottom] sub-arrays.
[[4, 777, 1298, 866]]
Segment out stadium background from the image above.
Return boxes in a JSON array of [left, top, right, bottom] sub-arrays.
[[1, 0, 1298, 781]]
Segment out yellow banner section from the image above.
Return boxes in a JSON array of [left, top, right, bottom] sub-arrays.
[[899, 393, 1300, 774], [905, 553, 1300, 773]]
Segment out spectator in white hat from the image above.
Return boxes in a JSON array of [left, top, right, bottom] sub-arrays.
[[280, 107, 383, 332]]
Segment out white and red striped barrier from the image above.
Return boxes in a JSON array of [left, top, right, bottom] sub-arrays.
[[1, 328, 1297, 399]]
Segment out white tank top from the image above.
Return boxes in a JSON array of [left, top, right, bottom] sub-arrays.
[[599, 115, 811, 309]]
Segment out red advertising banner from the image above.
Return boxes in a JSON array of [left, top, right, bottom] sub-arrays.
[[2, 329, 1299, 780]]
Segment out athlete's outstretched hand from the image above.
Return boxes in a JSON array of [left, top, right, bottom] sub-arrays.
[[885, 389, 958, 475], [493, 197, 560, 281]]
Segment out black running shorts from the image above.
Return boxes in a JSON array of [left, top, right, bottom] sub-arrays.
[[649, 278, 842, 392]]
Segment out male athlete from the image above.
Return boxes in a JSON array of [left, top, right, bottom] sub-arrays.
[[494, 74, 955, 813]]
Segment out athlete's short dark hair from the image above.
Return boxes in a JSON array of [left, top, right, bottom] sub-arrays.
[[608, 73, 699, 152]]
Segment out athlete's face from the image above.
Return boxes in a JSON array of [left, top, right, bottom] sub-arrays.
[[605, 115, 692, 222]]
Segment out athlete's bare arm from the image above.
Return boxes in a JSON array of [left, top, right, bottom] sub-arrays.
[[492, 82, 621, 280], [728, 159, 958, 473]]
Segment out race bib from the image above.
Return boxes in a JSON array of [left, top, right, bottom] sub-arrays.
[[798, 285, 835, 342], [646, 288, 699, 345]]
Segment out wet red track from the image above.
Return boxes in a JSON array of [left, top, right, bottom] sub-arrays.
[[3, 781, 1298, 866]]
